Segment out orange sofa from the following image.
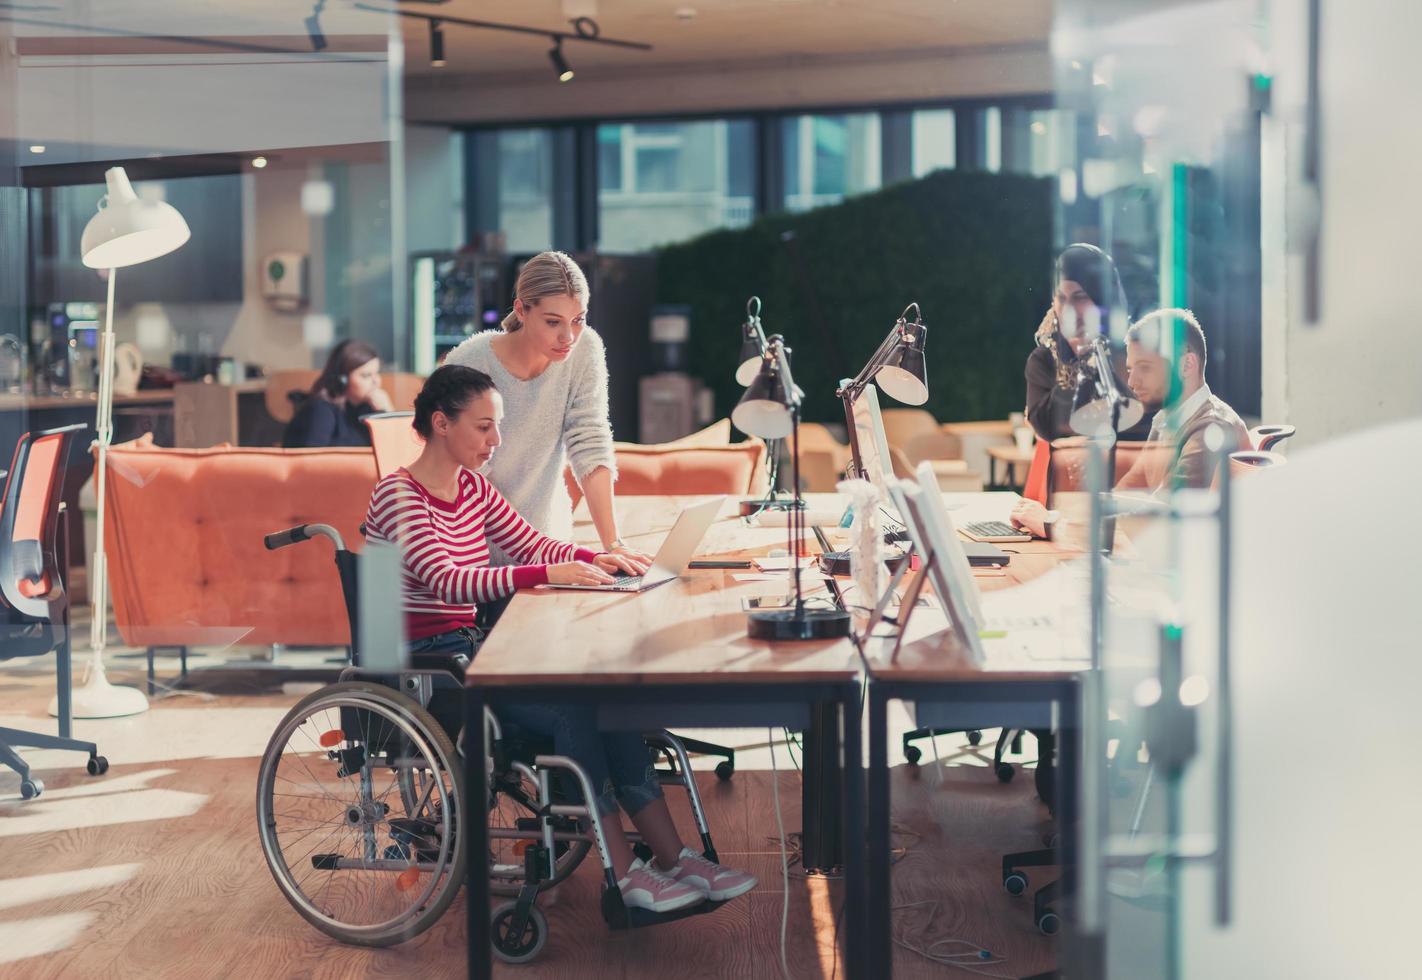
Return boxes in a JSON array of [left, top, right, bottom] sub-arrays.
[[563, 440, 767, 508], [103, 435, 376, 650]]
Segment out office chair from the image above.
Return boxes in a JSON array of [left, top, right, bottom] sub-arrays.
[[364, 410, 425, 479], [1249, 424, 1297, 454], [1, 424, 109, 799]]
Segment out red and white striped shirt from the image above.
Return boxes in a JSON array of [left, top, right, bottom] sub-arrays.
[[365, 467, 598, 640]]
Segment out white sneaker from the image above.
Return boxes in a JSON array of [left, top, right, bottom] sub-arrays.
[[666, 847, 758, 901], [617, 857, 706, 913]]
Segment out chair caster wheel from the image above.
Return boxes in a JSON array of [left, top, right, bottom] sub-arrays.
[[1003, 871, 1028, 896], [715, 761, 735, 781], [87, 756, 109, 776], [632, 842, 655, 863], [904, 745, 922, 765], [1037, 910, 1061, 936], [20, 778, 43, 800], [995, 762, 1015, 783], [967, 730, 982, 746], [491, 902, 548, 964]]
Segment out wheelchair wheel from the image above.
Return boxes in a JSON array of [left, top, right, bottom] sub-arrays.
[[488, 766, 591, 896], [256, 681, 466, 947]]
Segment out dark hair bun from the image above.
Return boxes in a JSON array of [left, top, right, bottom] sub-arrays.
[[413, 365, 496, 437]]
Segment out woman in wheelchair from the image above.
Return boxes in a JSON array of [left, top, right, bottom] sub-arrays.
[[366, 365, 756, 915]]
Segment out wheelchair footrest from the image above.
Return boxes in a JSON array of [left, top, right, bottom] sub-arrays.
[[604, 897, 726, 931]]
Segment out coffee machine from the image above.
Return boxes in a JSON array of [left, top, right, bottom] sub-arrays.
[[37, 301, 101, 392]]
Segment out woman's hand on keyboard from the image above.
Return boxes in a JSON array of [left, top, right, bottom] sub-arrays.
[[548, 561, 616, 586], [595, 552, 648, 576]]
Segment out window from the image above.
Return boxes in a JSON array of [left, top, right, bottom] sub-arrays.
[[983, 107, 1003, 173], [912, 109, 957, 176], [495, 129, 553, 253], [596, 119, 755, 253], [781, 113, 881, 212], [1028, 109, 1076, 177]]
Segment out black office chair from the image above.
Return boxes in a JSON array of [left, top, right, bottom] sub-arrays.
[[1, 424, 109, 800]]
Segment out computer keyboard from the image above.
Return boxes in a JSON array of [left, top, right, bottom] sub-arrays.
[[965, 520, 1027, 538], [607, 575, 643, 591]]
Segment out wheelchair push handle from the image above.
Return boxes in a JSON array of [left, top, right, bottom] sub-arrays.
[[264, 523, 346, 552]]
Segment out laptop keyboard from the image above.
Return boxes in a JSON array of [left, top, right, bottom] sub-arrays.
[[965, 520, 1026, 537], [606, 575, 643, 591]]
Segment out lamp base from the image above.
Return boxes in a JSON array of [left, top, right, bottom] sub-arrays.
[[49, 670, 149, 719], [747, 607, 852, 641], [738, 497, 805, 518]]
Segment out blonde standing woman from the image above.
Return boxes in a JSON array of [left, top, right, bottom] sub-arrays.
[[444, 251, 651, 572]]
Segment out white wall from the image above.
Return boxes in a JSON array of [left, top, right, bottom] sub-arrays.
[[1259, 0, 1422, 447]]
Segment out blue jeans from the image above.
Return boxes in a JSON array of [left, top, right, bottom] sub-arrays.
[[413, 628, 663, 819], [406, 626, 484, 666], [496, 701, 664, 819]]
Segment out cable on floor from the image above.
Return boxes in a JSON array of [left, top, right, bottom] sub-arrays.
[[891, 900, 1014, 978], [768, 727, 793, 980]]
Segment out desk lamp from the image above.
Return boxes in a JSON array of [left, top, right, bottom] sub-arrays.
[[1069, 335, 1143, 436], [734, 296, 801, 516], [733, 336, 851, 641], [53, 167, 190, 719], [835, 303, 929, 481]]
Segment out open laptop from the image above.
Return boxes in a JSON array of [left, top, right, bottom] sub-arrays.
[[543, 496, 726, 593]]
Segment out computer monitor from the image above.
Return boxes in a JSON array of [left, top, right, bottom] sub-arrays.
[[889, 478, 986, 665], [846, 383, 896, 501], [910, 461, 984, 623]]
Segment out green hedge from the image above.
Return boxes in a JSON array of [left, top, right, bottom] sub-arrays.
[[654, 169, 1054, 424]]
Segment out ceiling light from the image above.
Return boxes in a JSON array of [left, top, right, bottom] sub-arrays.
[[29, 145, 45, 154], [548, 38, 574, 82], [252, 156, 268, 169], [429, 19, 446, 67]]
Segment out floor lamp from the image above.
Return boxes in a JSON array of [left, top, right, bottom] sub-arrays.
[[50, 167, 190, 719]]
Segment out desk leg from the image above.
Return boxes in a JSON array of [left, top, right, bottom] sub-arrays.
[[841, 686, 866, 978], [466, 690, 491, 980], [867, 687, 891, 976], [801, 701, 843, 874]]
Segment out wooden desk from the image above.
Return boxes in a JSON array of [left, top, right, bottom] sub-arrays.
[[986, 442, 1035, 492], [942, 419, 1014, 485], [464, 493, 868, 978], [860, 509, 1087, 977]]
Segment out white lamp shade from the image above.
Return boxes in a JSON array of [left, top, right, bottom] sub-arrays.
[[732, 398, 794, 440], [81, 167, 191, 269], [876, 365, 928, 405]]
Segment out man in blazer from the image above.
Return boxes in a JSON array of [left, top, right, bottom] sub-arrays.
[[1116, 307, 1250, 493]]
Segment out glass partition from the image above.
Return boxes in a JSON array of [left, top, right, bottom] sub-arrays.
[[1051, 0, 1266, 975], [0, 4, 411, 955]]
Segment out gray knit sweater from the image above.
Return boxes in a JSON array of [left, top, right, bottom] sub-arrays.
[[443, 328, 617, 556]]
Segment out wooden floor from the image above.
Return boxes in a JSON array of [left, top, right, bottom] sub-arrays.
[[1, 662, 1060, 979]]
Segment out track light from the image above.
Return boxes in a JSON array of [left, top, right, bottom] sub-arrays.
[[429, 19, 446, 67], [548, 38, 574, 82], [304, 1, 327, 52]]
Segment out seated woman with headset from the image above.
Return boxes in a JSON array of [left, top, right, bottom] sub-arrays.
[[364, 364, 758, 914], [282, 340, 394, 448]]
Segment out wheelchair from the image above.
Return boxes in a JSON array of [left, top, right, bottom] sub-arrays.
[[257, 523, 727, 963]]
